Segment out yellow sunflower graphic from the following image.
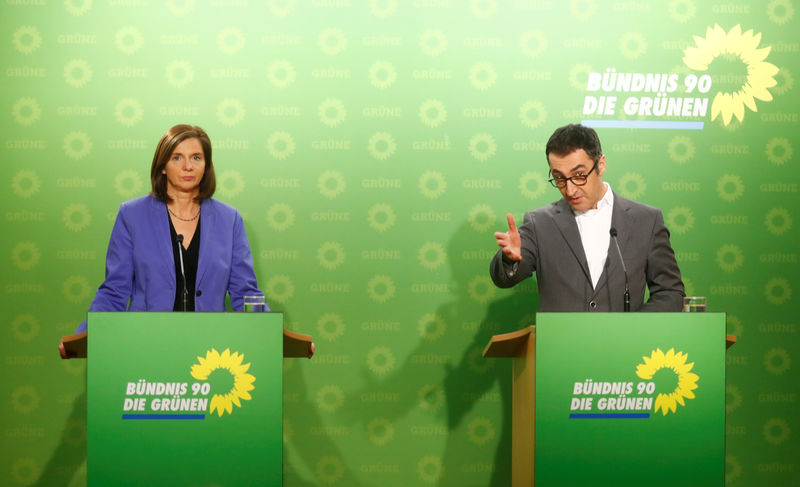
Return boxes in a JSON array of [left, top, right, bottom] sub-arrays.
[[682, 24, 779, 126], [636, 348, 699, 415], [191, 348, 255, 417]]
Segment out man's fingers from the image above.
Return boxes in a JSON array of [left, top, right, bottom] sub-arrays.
[[494, 232, 512, 249], [506, 213, 518, 233], [502, 246, 522, 261]]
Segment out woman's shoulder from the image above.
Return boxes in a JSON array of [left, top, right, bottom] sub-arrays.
[[203, 198, 241, 218], [202, 198, 242, 221], [119, 194, 161, 213], [122, 194, 156, 206]]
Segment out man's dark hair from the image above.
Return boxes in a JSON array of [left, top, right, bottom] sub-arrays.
[[545, 124, 603, 163]]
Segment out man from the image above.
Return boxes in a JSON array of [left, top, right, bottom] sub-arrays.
[[490, 124, 684, 312]]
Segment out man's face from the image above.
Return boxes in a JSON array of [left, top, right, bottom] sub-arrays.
[[548, 149, 607, 212]]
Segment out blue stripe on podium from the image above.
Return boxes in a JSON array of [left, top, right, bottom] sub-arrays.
[[569, 413, 650, 419], [122, 414, 205, 420], [582, 120, 705, 130]]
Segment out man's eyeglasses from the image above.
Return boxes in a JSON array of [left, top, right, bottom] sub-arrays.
[[548, 161, 598, 189]]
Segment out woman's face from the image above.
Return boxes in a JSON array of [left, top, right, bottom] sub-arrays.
[[163, 137, 206, 197]]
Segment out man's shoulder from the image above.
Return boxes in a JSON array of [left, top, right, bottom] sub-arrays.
[[613, 192, 661, 216], [525, 199, 567, 220]]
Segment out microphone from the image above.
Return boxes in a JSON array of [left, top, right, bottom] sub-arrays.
[[610, 228, 630, 312], [176, 234, 188, 312]]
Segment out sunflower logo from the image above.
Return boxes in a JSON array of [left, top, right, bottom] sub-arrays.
[[418, 170, 447, 199], [368, 61, 397, 89], [467, 417, 496, 445], [266, 131, 295, 160], [520, 30, 547, 58], [367, 132, 397, 160], [419, 29, 447, 57], [617, 173, 646, 200], [417, 455, 444, 484], [468, 204, 496, 232], [667, 206, 695, 235], [667, 136, 696, 164], [115, 26, 144, 55], [165, 60, 194, 88], [217, 27, 245, 55], [682, 24, 779, 126], [266, 60, 296, 88], [469, 61, 497, 90], [519, 171, 547, 200], [317, 170, 346, 198], [12, 170, 41, 198], [367, 418, 395, 446], [316, 241, 346, 270], [636, 348, 699, 415], [367, 203, 396, 232], [316, 313, 346, 342], [366, 275, 396, 303], [569, 63, 594, 91], [467, 275, 496, 304], [366, 346, 396, 375], [418, 313, 446, 341], [318, 28, 347, 56], [468, 133, 497, 161], [318, 98, 347, 127], [417, 242, 446, 270], [267, 0, 295, 17], [190, 348, 255, 417], [417, 384, 445, 412], [419, 99, 447, 128], [13, 26, 42, 54]]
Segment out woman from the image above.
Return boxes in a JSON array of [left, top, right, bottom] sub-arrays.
[[59, 124, 267, 358]]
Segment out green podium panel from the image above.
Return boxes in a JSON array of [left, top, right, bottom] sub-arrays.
[[87, 312, 283, 487], [536, 313, 725, 487]]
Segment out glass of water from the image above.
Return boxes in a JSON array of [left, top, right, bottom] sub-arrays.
[[243, 295, 266, 312], [682, 296, 706, 312]]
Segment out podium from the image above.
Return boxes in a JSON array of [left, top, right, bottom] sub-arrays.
[[484, 313, 735, 487], [63, 312, 312, 487]]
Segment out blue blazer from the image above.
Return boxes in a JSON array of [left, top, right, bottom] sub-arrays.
[[76, 194, 266, 332]]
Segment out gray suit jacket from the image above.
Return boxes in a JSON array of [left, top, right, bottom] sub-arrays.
[[490, 191, 684, 312]]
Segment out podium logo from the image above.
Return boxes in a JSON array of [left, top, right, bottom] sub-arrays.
[[569, 347, 700, 418], [636, 348, 699, 415], [191, 348, 256, 417]]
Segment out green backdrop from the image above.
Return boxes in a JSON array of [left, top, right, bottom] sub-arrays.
[[1, 1, 797, 486]]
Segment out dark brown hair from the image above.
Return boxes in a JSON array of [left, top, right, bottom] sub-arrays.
[[150, 124, 216, 202], [545, 123, 603, 163]]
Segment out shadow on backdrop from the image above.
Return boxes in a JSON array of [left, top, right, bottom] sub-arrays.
[[340, 221, 539, 486], [282, 310, 376, 487], [33, 382, 87, 487], [438, 221, 539, 486]]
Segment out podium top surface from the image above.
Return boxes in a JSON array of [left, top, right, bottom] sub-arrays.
[[61, 312, 314, 359], [483, 326, 534, 358], [482, 314, 737, 358]]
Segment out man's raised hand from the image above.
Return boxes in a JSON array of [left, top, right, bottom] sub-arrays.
[[494, 213, 522, 261]]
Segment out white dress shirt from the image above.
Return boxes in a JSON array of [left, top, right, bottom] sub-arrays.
[[573, 182, 614, 289]]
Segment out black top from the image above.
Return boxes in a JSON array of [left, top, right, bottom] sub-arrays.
[[168, 213, 201, 312]]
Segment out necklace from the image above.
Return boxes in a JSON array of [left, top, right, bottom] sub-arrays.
[[167, 205, 200, 222]]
